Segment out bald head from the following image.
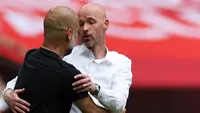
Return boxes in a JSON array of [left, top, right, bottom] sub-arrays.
[[78, 2, 107, 20], [77, 2, 109, 48], [43, 6, 79, 45]]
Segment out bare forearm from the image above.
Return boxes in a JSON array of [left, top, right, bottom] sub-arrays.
[[75, 96, 110, 113], [82, 106, 109, 113], [3, 77, 18, 95]]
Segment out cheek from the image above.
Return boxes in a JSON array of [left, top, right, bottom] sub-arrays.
[[93, 27, 101, 35], [78, 29, 83, 33], [96, 28, 103, 36], [78, 30, 84, 36]]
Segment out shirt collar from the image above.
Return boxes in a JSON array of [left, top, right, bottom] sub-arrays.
[[78, 44, 88, 55], [78, 44, 115, 64]]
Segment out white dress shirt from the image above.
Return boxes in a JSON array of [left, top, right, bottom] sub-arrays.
[[64, 44, 132, 113], [3, 44, 133, 113], [0, 92, 8, 111]]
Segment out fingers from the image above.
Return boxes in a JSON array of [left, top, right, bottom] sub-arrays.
[[73, 74, 96, 93], [17, 98, 30, 107], [15, 102, 30, 112], [4, 88, 30, 113], [11, 109, 17, 113], [74, 74, 85, 79], [13, 89, 30, 107], [74, 83, 96, 93], [14, 88, 25, 94], [73, 82, 92, 91], [73, 75, 91, 87], [13, 106, 26, 113], [73, 78, 91, 87]]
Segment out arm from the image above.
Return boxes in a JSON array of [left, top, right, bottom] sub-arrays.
[[75, 96, 110, 113], [2, 76, 18, 95], [73, 59, 132, 113], [66, 66, 110, 113], [3, 76, 30, 113], [71, 74, 109, 113], [96, 59, 132, 113]]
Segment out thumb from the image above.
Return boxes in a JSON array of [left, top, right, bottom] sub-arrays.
[[14, 88, 25, 94]]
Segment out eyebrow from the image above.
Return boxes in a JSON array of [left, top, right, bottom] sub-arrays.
[[79, 16, 97, 22], [86, 16, 96, 20]]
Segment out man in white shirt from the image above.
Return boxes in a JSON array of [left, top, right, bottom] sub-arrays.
[[3, 2, 132, 113]]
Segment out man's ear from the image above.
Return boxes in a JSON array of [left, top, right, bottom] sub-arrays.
[[104, 19, 109, 31], [66, 28, 72, 40]]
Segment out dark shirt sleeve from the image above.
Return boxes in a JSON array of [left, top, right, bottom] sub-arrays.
[[65, 66, 89, 102], [72, 78, 89, 102]]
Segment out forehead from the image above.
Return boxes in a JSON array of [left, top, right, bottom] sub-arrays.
[[78, 7, 102, 20]]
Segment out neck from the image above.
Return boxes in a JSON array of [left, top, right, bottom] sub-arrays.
[[88, 44, 106, 59], [41, 44, 66, 59]]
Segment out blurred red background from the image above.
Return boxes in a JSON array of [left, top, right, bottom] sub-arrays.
[[1, 0, 200, 88], [1, 0, 200, 113]]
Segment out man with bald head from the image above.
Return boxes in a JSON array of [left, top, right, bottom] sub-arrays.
[[67, 3, 132, 113], [4, 6, 109, 113], [3, 2, 132, 113]]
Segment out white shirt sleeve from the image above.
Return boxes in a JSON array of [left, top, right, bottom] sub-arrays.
[[2, 76, 18, 95], [96, 59, 133, 113], [0, 95, 8, 111]]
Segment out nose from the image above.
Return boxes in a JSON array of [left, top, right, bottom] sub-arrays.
[[83, 23, 89, 32]]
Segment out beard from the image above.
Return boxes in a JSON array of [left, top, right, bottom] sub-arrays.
[[64, 34, 75, 56], [69, 38, 75, 49]]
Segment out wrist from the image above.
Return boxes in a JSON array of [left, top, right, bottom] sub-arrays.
[[90, 83, 96, 94], [91, 83, 100, 95], [3, 88, 13, 96]]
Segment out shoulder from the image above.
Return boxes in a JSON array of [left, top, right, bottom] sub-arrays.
[[63, 45, 82, 62], [108, 51, 132, 66], [24, 48, 38, 58], [61, 61, 81, 76], [109, 51, 133, 78], [23, 49, 40, 62]]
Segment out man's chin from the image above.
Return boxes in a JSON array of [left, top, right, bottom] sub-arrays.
[[83, 42, 92, 48]]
